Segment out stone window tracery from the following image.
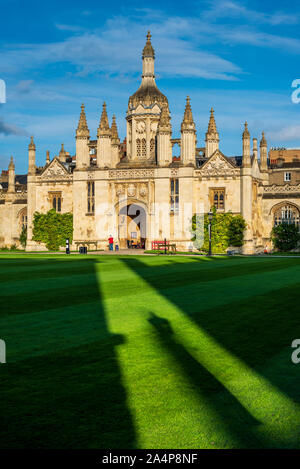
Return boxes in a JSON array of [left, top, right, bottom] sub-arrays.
[[87, 181, 95, 214], [49, 192, 62, 212], [274, 204, 299, 227], [142, 138, 146, 158], [136, 139, 141, 158], [210, 188, 225, 211]]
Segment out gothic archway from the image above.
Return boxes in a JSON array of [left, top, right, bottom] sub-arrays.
[[273, 202, 300, 227], [118, 203, 147, 249]]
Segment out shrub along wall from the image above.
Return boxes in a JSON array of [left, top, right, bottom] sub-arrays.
[[192, 208, 247, 253], [32, 209, 73, 251]]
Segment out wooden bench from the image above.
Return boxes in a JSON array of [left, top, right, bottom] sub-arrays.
[[151, 241, 177, 253]]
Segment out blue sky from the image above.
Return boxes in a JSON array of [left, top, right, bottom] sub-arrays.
[[1, 0, 300, 173]]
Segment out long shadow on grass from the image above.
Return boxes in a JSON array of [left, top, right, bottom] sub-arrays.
[[122, 256, 300, 446], [149, 313, 262, 448], [0, 257, 136, 449]]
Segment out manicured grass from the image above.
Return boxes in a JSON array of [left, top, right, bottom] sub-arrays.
[[1, 253, 300, 448]]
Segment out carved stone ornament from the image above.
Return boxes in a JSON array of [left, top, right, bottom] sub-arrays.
[[127, 183, 136, 197], [40, 159, 72, 180], [264, 183, 300, 194], [109, 169, 155, 179], [139, 184, 147, 198], [116, 184, 125, 196], [197, 153, 239, 177]]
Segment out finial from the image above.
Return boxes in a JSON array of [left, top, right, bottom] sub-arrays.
[[98, 101, 111, 136], [143, 30, 155, 58], [158, 104, 171, 131], [207, 107, 218, 134], [181, 96, 195, 131], [76, 103, 89, 137], [260, 131, 267, 147], [243, 121, 250, 138], [29, 135, 36, 150], [8, 155, 15, 171], [111, 114, 119, 141]]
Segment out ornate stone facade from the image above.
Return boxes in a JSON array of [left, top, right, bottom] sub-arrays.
[[1, 32, 300, 253]]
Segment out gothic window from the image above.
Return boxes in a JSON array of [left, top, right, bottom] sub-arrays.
[[210, 188, 225, 211], [274, 204, 300, 227], [19, 208, 27, 230], [87, 181, 95, 214], [142, 138, 146, 158], [170, 178, 179, 212], [136, 139, 141, 158], [49, 192, 62, 212]]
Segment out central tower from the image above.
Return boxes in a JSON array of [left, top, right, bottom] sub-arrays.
[[125, 31, 169, 165]]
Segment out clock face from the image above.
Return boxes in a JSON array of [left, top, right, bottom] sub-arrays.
[[137, 121, 146, 133]]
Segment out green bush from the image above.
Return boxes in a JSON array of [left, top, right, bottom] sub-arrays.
[[228, 215, 247, 247], [32, 209, 73, 251], [192, 208, 246, 253], [271, 223, 300, 252]]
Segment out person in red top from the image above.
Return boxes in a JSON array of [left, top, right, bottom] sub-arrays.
[[108, 235, 114, 251]]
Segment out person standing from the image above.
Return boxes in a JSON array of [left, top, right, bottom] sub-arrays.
[[108, 235, 114, 251]]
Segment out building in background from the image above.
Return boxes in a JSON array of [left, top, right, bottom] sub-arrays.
[[1, 32, 300, 253]]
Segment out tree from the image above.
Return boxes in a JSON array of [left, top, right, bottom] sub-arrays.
[[32, 209, 73, 251], [271, 223, 300, 252], [227, 215, 247, 247], [192, 208, 247, 253]]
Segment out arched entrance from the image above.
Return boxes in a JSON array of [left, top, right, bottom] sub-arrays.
[[118, 203, 147, 249], [273, 203, 300, 228]]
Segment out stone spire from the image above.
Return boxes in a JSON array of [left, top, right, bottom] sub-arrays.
[[242, 122, 251, 167], [253, 137, 258, 161], [97, 102, 111, 137], [207, 107, 218, 134], [28, 136, 36, 150], [205, 108, 219, 158], [260, 131, 268, 170], [97, 102, 112, 167], [143, 31, 155, 59], [260, 131, 267, 147], [243, 121, 250, 139], [111, 115, 120, 168], [157, 104, 172, 166], [181, 97, 196, 166], [8, 156, 15, 193], [181, 96, 195, 132], [8, 155, 15, 170], [28, 136, 36, 175], [46, 150, 50, 164], [59, 143, 67, 162], [76, 104, 90, 170], [111, 115, 119, 143], [158, 103, 171, 133], [76, 103, 90, 138]]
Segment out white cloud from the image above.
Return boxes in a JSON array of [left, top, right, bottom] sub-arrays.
[[0, 13, 242, 80], [268, 125, 300, 141], [203, 0, 299, 25]]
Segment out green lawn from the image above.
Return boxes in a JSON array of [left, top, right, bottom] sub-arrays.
[[1, 253, 300, 449]]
